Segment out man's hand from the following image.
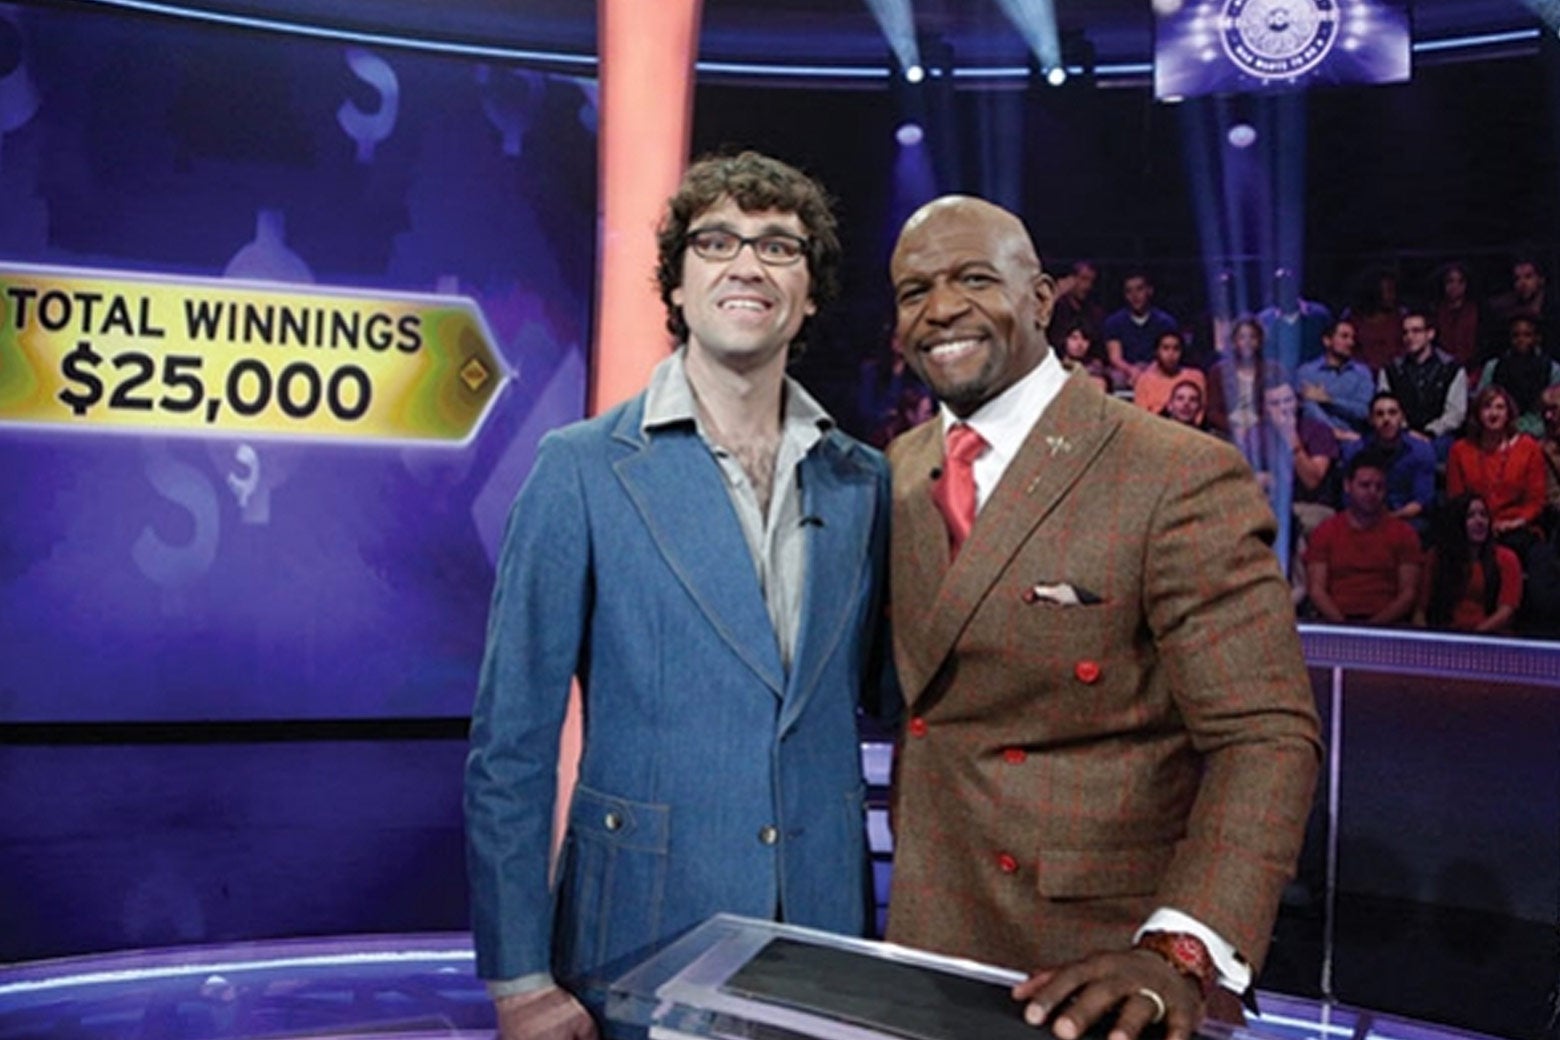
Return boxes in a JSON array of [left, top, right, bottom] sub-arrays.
[[494, 985, 600, 1040], [1300, 383, 1330, 403], [1011, 950, 1203, 1040]]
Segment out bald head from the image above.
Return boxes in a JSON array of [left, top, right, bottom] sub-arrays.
[[890, 195, 1055, 417], [894, 195, 1041, 277]]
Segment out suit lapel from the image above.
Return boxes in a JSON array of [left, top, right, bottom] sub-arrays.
[[898, 374, 1122, 707], [611, 408, 786, 697], [780, 435, 876, 732], [889, 421, 953, 705]]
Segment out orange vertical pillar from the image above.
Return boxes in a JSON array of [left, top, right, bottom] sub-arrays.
[[553, 0, 703, 865], [590, 0, 704, 414]]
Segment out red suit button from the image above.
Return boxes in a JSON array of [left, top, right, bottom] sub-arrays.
[[1003, 747, 1026, 764], [908, 717, 928, 737], [1074, 660, 1101, 684], [997, 853, 1019, 874]]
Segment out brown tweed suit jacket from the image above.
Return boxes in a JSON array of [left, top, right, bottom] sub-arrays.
[[884, 369, 1321, 976]]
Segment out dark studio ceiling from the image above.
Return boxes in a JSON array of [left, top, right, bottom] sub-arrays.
[[62, 0, 1551, 80]]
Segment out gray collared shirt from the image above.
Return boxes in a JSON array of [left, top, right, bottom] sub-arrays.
[[642, 349, 831, 672]]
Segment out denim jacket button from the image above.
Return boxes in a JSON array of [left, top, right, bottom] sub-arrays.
[[603, 812, 623, 831], [758, 825, 779, 845]]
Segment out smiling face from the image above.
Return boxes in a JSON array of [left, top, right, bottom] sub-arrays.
[[1509, 317, 1540, 355], [671, 197, 816, 374], [1479, 391, 1512, 435], [1231, 319, 1261, 361], [1166, 381, 1203, 424], [1465, 497, 1491, 546], [1324, 320, 1356, 361], [891, 197, 1054, 417]]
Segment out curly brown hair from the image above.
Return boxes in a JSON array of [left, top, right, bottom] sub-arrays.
[[655, 150, 841, 357]]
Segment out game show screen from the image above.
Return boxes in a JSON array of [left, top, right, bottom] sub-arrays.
[[1154, 0, 1411, 101], [0, 2, 597, 721]]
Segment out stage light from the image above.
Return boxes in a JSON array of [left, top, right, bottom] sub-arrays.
[[895, 122, 924, 146], [1045, 65, 1067, 86], [1519, 0, 1560, 36], [994, 0, 1064, 87], [865, 0, 921, 86], [1227, 123, 1257, 148]]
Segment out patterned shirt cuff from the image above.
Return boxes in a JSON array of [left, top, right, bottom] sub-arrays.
[[1136, 908, 1253, 994]]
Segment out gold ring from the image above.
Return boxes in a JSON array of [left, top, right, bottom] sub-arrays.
[[1136, 986, 1168, 1024]]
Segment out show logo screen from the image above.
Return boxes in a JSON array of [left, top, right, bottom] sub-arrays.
[[1154, 0, 1411, 101]]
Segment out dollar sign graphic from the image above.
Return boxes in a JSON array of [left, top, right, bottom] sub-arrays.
[[58, 340, 104, 416], [226, 444, 260, 510], [336, 48, 398, 164], [0, 13, 38, 169], [133, 442, 219, 594], [477, 66, 544, 157]]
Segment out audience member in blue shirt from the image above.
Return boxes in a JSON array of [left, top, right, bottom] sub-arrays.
[[1258, 267, 1333, 366], [1103, 269, 1179, 388], [1295, 319, 1374, 441], [1341, 391, 1437, 541]]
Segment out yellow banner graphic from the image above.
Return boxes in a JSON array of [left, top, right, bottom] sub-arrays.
[[0, 264, 506, 445]]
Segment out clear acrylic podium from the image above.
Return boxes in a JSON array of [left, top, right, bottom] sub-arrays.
[[605, 914, 1266, 1040]]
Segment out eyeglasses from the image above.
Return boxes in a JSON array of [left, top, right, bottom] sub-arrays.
[[686, 227, 808, 266]]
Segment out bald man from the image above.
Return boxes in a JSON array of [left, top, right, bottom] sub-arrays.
[[883, 196, 1320, 1040]]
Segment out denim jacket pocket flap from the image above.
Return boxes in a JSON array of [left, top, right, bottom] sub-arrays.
[[569, 783, 671, 854]]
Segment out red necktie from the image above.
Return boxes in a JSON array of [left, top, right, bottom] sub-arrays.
[[931, 422, 987, 557]]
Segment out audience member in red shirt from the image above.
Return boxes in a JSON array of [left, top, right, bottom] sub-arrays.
[[1305, 450, 1422, 624], [1446, 384, 1548, 552], [1430, 260, 1482, 372], [1415, 494, 1522, 633], [1342, 267, 1407, 374]]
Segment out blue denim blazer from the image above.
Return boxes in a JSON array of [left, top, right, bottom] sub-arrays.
[[464, 390, 890, 1001]]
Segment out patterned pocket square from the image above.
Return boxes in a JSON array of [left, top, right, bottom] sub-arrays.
[[1027, 581, 1102, 606]]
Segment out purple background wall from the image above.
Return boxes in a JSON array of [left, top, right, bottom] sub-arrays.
[[0, 1, 597, 723], [0, 0, 593, 970]]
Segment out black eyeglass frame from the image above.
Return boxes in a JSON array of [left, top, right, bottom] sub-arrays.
[[685, 227, 810, 266]]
